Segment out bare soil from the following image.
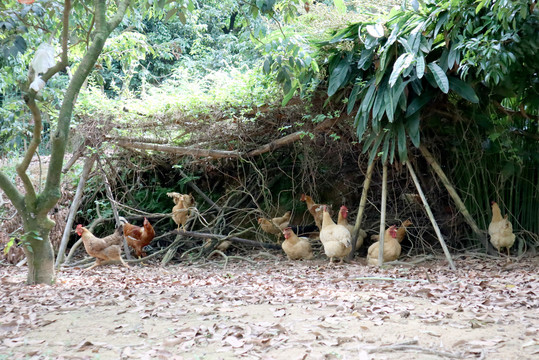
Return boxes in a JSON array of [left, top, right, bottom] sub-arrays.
[[0, 256, 538, 360]]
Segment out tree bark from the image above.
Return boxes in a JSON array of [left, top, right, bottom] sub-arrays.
[[0, 0, 131, 284]]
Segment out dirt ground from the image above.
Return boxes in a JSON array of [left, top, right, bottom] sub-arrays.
[[0, 255, 538, 360]]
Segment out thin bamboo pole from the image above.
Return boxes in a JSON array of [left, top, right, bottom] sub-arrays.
[[378, 161, 388, 267], [405, 161, 456, 270], [55, 154, 97, 268], [348, 160, 376, 260], [419, 144, 496, 255]]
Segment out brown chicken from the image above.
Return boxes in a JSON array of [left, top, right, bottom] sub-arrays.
[[167, 192, 195, 230], [258, 211, 291, 238], [119, 217, 155, 258], [337, 205, 368, 250], [281, 227, 314, 260], [75, 224, 128, 271], [488, 201, 515, 256], [300, 194, 329, 230], [367, 225, 400, 265], [371, 219, 412, 243], [319, 206, 352, 264]]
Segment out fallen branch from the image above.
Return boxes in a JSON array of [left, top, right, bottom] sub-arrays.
[[368, 342, 462, 359], [116, 141, 241, 159], [172, 229, 281, 250]]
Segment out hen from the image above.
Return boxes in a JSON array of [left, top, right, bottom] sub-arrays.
[[167, 192, 195, 230], [300, 194, 328, 230], [488, 201, 515, 256], [371, 219, 412, 243], [337, 205, 368, 250], [281, 227, 314, 260], [258, 211, 291, 238], [319, 205, 352, 264], [367, 225, 400, 265], [75, 224, 128, 271], [119, 217, 155, 258]]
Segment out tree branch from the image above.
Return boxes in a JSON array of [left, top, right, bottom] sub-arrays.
[[108, 0, 131, 31]]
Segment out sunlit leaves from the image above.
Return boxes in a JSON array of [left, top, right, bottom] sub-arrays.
[[427, 62, 449, 93]]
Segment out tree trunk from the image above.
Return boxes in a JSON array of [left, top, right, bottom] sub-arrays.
[[23, 218, 56, 285]]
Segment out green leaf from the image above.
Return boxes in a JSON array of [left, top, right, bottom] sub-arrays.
[[165, 8, 177, 21], [263, 57, 271, 74], [448, 76, 479, 103], [384, 89, 395, 123], [381, 131, 391, 164], [282, 81, 297, 106], [328, 59, 351, 96], [369, 131, 386, 164], [397, 122, 408, 162], [405, 113, 421, 147], [178, 11, 187, 24], [427, 63, 449, 93], [366, 24, 385, 38], [347, 83, 360, 114], [416, 55, 425, 79], [406, 93, 433, 117], [333, 0, 346, 13], [360, 79, 376, 113]]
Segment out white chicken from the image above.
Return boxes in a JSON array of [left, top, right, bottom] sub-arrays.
[[319, 205, 352, 264], [281, 227, 314, 260]]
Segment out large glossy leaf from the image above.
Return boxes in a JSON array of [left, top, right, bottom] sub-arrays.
[[347, 83, 360, 114], [397, 121, 408, 162], [360, 79, 376, 112], [366, 24, 385, 38], [405, 112, 421, 147], [328, 59, 351, 96], [405, 92, 433, 117], [416, 55, 425, 78], [427, 63, 449, 93], [448, 76, 479, 103]]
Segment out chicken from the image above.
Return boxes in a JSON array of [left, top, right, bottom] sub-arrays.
[[337, 205, 368, 250], [301, 194, 331, 230], [488, 201, 515, 256], [258, 211, 292, 238], [281, 227, 314, 260], [319, 205, 352, 264], [396, 219, 412, 243], [119, 217, 155, 258], [271, 211, 292, 229], [371, 219, 412, 243], [204, 238, 232, 252], [75, 224, 128, 271], [367, 225, 400, 265], [167, 192, 195, 230]]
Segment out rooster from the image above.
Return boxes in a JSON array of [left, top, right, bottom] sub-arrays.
[[281, 227, 314, 260], [367, 225, 400, 265], [75, 224, 128, 271], [119, 217, 155, 258], [337, 205, 368, 250], [488, 201, 515, 257], [319, 205, 352, 264]]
